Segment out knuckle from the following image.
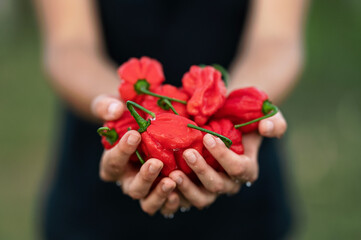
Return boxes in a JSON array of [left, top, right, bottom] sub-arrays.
[[117, 144, 133, 156], [141, 170, 156, 183], [194, 164, 207, 176], [193, 197, 209, 210], [99, 170, 112, 182], [140, 203, 155, 216], [209, 180, 224, 193], [214, 149, 228, 161], [229, 162, 245, 177], [107, 159, 122, 172], [249, 171, 259, 183], [128, 190, 144, 200], [230, 185, 241, 195]]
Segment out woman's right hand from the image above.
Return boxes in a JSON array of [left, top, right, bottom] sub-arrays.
[[91, 95, 181, 217]]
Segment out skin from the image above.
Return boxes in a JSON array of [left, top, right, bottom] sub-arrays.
[[34, 0, 308, 217]]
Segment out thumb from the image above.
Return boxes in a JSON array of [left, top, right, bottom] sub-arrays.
[[91, 94, 125, 121]]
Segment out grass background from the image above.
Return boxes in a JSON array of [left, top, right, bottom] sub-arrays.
[[0, 0, 360, 239]]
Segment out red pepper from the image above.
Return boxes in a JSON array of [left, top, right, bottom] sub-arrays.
[[126, 101, 233, 178], [97, 111, 139, 149], [214, 87, 278, 133], [97, 110, 143, 163], [126, 101, 203, 177], [118, 57, 187, 107], [201, 119, 244, 172], [141, 84, 189, 117], [182, 65, 227, 125], [118, 57, 165, 103]]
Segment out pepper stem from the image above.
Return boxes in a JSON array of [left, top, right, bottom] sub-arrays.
[[134, 79, 187, 104], [135, 150, 145, 164], [234, 100, 279, 129], [187, 124, 233, 148], [97, 127, 118, 145], [140, 87, 187, 104], [126, 101, 155, 133], [157, 99, 179, 115]]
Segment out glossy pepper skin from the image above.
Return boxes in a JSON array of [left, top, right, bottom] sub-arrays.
[[214, 87, 273, 133], [202, 119, 244, 172], [182, 65, 227, 125], [118, 56, 165, 103], [140, 113, 203, 177], [141, 84, 189, 118]]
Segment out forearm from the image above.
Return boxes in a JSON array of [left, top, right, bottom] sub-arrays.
[[44, 44, 119, 120], [228, 0, 307, 105], [228, 40, 303, 105], [34, 0, 117, 120]]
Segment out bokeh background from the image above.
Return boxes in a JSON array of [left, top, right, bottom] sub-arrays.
[[0, 1, 360, 239]]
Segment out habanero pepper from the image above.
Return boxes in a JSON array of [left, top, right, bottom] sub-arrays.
[[126, 101, 203, 177], [126, 101, 233, 179], [118, 56, 187, 105], [214, 87, 279, 133], [97, 110, 143, 163], [182, 65, 227, 125], [141, 84, 189, 117]]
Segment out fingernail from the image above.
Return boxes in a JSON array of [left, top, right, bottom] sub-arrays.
[[184, 151, 196, 164], [176, 176, 183, 185], [204, 134, 216, 148], [148, 164, 159, 174], [163, 213, 174, 219], [108, 102, 121, 117], [264, 120, 274, 133], [127, 134, 139, 145], [162, 183, 173, 192], [180, 207, 191, 212]]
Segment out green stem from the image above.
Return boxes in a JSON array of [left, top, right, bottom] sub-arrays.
[[135, 150, 145, 164], [234, 100, 279, 129], [187, 124, 232, 148], [126, 101, 155, 133], [97, 127, 118, 145], [158, 99, 179, 115], [139, 87, 187, 104]]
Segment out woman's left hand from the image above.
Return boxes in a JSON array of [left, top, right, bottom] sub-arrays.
[[169, 112, 287, 209]]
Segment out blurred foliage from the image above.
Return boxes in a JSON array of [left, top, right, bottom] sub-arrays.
[[0, 0, 360, 239]]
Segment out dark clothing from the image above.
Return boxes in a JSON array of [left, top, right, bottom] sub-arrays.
[[43, 1, 293, 239]]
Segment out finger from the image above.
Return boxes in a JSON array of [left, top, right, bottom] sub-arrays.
[[91, 94, 125, 121], [218, 172, 242, 195], [169, 170, 217, 210], [183, 149, 226, 193], [179, 194, 192, 212], [160, 192, 180, 218], [203, 134, 259, 183], [140, 178, 176, 216], [121, 158, 163, 199], [258, 111, 287, 138], [99, 130, 141, 182]]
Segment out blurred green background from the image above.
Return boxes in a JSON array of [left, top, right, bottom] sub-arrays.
[[0, 1, 360, 239]]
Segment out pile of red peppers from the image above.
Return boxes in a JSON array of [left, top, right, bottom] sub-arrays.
[[98, 56, 279, 180]]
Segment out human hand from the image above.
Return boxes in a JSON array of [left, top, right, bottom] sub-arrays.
[[91, 95, 182, 217], [168, 112, 287, 209]]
